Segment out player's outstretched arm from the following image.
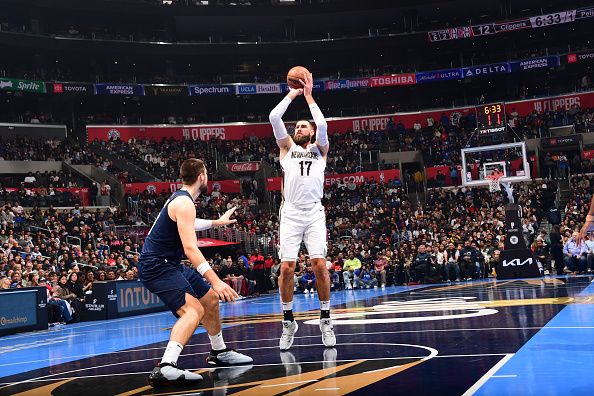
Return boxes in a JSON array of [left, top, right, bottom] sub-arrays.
[[578, 195, 594, 245], [301, 72, 329, 158], [175, 197, 239, 302], [269, 89, 302, 156], [194, 206, 238, 231]]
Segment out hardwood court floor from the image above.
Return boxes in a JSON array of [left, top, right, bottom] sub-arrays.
[[1, 276, 594, 395]]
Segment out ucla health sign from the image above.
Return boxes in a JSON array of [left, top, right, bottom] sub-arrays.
[[416, 68, 463, 84], [237, 84, 257, 94], [95, 84, 144, 96], [462, 62, 510, 78], [509, 56, 560, 72]]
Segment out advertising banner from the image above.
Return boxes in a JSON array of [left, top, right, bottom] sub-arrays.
[[236, 84, 258, 95], [325, 78, 371, 91], [116, 281, 165, 316], [226, 162, 261, 173], [507, 91, 594, 113], [0, 288, 47, 336], [369, 74, 416, 87], [88, 90, 594, 142], [0, 77, 46, 93], [462, 62, 510, 78], [280, 81, 325, 92], [46, 82, 94, 95], [95, 83, 144, 96], [540, 134, 582, 148], [188, 84, 235, 96], [416, 69, 463, 84], [123, 180, 240, 194], [266, 169, 400, 191], [567, 50, 594, 64], [509, 56, 560, 72], [143, 85, 188, 96], [255, 84, 282, 94]]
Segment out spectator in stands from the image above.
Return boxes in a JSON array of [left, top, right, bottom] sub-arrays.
[[563, 231, 587, 274], [1, 275, 10, 289], [444, 242, 460, 281], [299, 266, 316, 294], [585, 234, 594, 272], [356, 265, 378, 289], [342, 252, 361, 289], [533, 239, 551, 275], [411, 244, 433, 283]]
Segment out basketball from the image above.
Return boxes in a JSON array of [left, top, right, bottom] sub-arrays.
[[286, 66, 310, 89]]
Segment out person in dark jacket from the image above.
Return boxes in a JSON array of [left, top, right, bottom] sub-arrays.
[[412, 244, 433, 283], [549, 225, 564, 275]]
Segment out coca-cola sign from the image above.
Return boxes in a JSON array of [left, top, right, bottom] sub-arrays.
[[226, 162, 260, 172]]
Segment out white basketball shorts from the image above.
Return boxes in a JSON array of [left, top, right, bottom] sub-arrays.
[[278, 201, 327, 262]]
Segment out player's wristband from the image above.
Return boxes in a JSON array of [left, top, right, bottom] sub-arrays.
[[196, 261, 212, 276], [194, 219, 213, 231]]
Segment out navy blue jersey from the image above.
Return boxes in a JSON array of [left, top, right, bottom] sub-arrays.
[[140, 190, 193, 263]]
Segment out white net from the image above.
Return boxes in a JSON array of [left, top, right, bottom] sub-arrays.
[[486, 175, 502, 192]]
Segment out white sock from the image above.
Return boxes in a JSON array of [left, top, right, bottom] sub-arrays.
[[320, 300, 330, 311], [161, 341, 183, 365], [282, 300, 293, 312], [209, 331, 227, 351]]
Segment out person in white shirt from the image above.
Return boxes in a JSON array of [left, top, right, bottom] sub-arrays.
[[269, 71, 335, 351]]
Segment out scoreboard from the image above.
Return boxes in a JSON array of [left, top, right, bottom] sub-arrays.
[[428, 8, 588, 42], [477, 103, 506, 135]]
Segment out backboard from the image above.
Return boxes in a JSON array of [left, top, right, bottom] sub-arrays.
[[461, 142, 530, 187]]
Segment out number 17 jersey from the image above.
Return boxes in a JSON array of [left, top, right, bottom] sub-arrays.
[[280, 143, 326, 205]]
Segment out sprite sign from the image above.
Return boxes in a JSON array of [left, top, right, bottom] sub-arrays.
[[0, 78, 46, 93]]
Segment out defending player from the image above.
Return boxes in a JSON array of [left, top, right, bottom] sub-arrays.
[[269, 71, 336, 350], [139, 159, 251, 388]]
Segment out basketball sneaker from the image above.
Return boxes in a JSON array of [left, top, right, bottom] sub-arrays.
[[147, 362, 203, 388], [279, 320, 298, 350], [320, 318, 336, 347], [207, 348, 253, 367]]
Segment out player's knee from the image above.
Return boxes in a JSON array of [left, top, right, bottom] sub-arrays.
[[280, 263, 295, 278], [202, 290, 219, 310], [180, 295, 204, 320]]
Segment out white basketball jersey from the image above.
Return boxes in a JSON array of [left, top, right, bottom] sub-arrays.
[[280, 143, 326, 205]]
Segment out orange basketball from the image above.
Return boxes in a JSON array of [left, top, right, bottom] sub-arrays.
[[286, 66, 310, 89]]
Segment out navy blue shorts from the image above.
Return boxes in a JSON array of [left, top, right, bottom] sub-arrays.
[[139, 259, 211, 317]]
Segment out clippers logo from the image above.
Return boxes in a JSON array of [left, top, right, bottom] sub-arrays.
[[510, 236, 519, 245], [107, 129, 121, 140], [450, 111, 462, 126], [502, 258, 533, 267], [212, 182, 221, 191], [146, 185, 157, 193]]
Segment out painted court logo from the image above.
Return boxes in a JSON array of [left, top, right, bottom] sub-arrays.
[[305, 297, 498, 325]]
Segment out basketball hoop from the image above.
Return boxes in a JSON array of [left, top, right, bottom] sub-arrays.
[[485, 173, 503, 193]]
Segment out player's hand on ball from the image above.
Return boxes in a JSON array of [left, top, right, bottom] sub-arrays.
[[299, 72, 313, 97], [217, 206, 238, 226], [287, 88, 303, 100], [213, 280, 240, 302]]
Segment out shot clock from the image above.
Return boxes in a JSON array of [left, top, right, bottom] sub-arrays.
[[477, 103, 507, 135]]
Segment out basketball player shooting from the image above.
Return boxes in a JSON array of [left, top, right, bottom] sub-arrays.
[[269, 71, 336, 350]]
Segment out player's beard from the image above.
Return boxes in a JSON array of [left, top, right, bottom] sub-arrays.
[[293, 133, 311, 145], [199, 182, 208, 196]]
